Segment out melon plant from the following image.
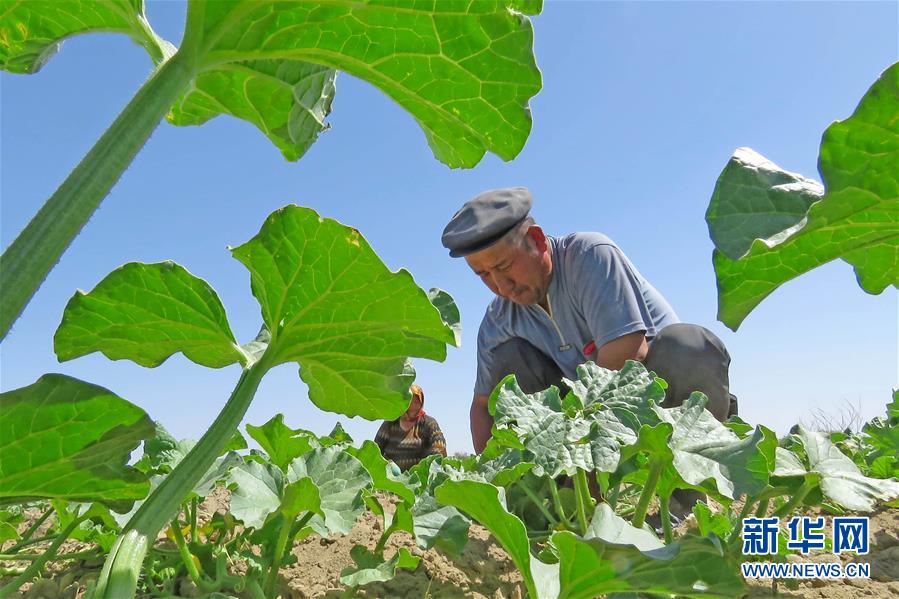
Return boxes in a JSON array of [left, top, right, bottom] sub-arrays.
[[706, 61, 898, 330], [0, 204, 461, 597], [0, 0, 543, 339]]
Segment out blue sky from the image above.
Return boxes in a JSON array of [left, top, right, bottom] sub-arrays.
[[2, 1, 897, 453]]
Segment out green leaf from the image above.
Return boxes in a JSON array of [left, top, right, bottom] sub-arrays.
[[170, 61, 336, 162], [709, 63, 899, 330], [435, 479, 559, 599], [706, 147, 824, 260], [246, 413, 318, 471], [428, 288, 462, 347], [339, 545, 421, 587], [54, 262, 246, 368], [0, 521, 18, 544], [583, 503, 663, 550], [227, 459, 284, 529], [184, 0, 543, 168], [384, 501, 414, 535], [490, 362, 665, 478], [325, 422, 353, 445], [777, 427, 899, 511], [551, 528, 745, 598], [653, 395, 777, 500], [287, 446, 372, 535], [232, 205, 459, 419], [0, 374, 153, 504], [411, 494, 470, 555], [346, 440, 417, 504], [692, 502, 734, 540], [280, 476, 321, 519], [0, 0, 173, 74], [862, 390, 899, 460]]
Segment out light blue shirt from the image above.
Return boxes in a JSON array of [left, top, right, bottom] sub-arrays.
[[474, 233, 679, 396]]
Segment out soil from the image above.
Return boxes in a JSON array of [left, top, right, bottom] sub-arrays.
[[2, 489, 896, 598]]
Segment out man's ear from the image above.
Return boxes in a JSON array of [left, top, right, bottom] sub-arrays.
[[527, 225, 548, 253]]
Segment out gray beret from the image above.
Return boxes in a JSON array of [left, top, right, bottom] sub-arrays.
[[441, 187, 532, 257]]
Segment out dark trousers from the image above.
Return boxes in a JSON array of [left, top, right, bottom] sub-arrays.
[[489, 323, 738, 419]]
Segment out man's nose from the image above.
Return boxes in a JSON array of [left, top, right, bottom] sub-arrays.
[[494, 274, 515, 294]]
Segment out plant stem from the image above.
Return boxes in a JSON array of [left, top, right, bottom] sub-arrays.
[[754, 498, 770, 517], [0, 567, 26, 576], [606, 480, 621, 509], [520, 484, 559, 528], [0, 513, 87, 596], [658, 494, 673, 543], [774, 481, 813, 518], [265, 512, 312, 597], [190, 497, 199, 541], [170, 519, 204, 587], [573, 470, 592, 535], [574, 470, 595, 511], [94, 357, 270, 598], [726, 500, 756, 546], [548, 479, 569, 525], [0, 549, 100, 561], [631, 460, 663, 529], [6, 508, 53, 553], [4, 535, 57, 552], [0, 46, 196, 340]]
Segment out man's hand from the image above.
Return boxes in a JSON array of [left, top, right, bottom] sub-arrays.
[[470, 394, 493, 454], [596, 330, 648, 370]]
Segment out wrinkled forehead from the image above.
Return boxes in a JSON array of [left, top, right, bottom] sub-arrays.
[[464, 240, 518, 273]]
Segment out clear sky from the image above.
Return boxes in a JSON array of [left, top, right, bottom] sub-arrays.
[[2, 1, 897, 453]]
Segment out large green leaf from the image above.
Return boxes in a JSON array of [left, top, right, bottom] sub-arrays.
[[410, 493, 470, 555], [435, 478, 559, 599], [552, 524, 744, 598], [775, 427, 899, 511], [708, 63, 899, 330], [0, 374, 153, 504], [0, 0, 173, 73], [287, 445, 372, 535], [489, 362, 665, 478], [55, 261, 246, 368], [170, 60, 336, 162], [232, 205, 459, 419], [652, 394, 777, 500], [178, 0, 543, 168], [227, 459, 284, 529], [706, 147, 824, 261]]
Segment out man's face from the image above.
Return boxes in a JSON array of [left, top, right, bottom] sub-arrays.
[[464, 228, 552, 306]]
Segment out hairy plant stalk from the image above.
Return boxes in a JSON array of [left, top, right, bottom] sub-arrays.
[[0, 48, 198, 340], [94, 357, 270, 598], [0, 513, 88, 596], [631, 461, 663, 529]]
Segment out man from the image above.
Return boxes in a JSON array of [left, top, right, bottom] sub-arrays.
[[441, 187, 738, 456]]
